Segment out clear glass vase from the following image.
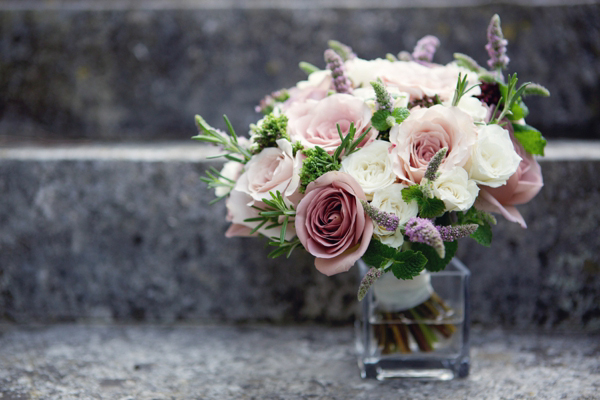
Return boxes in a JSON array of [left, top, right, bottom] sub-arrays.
[[355, 258, 470, 380]]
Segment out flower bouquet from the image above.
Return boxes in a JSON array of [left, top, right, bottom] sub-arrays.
[[194, 14, 548, 379]]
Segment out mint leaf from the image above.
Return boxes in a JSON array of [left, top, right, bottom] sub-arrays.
[[392, 107, 410, 124], [512, 123, 547, 156], [470, 221, 492, 247], [401, 185, 423, 204], [418, 197, 446, 219], [412, 241, 458, 272], [362, 239, 397, 269], [371, 110, 392, 131], [390, 250, 427, 280]]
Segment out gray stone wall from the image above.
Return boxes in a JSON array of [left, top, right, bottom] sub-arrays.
[[1, 144, 598, 332], [1, 3, 599, 142]]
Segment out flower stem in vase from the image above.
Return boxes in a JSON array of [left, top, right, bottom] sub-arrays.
[[372, 272, 458, 354]]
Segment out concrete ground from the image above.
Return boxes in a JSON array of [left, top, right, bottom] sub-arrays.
[[0, 323, 598, 399]]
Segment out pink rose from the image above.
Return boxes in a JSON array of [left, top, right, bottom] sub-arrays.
[[286, 93, 376, 154], [282, 71, 332, 110], [475, 126, 543, 228], [234, 139, 302, 204], [389, 105, 477, 184], [296, 171, 374, 276]]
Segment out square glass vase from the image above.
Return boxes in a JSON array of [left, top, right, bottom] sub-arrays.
[[355, 258, 470, 380]]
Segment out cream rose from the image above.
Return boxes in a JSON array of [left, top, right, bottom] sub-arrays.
[[286, 93, 376, 154], [340, 140, 397, 199], [432, 167, 479, 212], [234, 139, 301, 203], [389, 104, 477, 184], [370, 183, 419, 248], [467, 124, 522, 188]]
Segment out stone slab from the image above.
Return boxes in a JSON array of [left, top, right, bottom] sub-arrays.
[[0, 142, 599, 331], [1, 3, 599, 142], [0, 323, 598, 399]]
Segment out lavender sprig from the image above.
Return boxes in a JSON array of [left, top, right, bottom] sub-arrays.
[[370, 79, 394, 113], [357, 267, 383, 301], [327, 40, 357, 61], [423, 147, 448, 182], [361, 200, 400, 232], [412, 35, 440, 64], [437, 224, 479, 242], [486, 14, 510, 71], [405, 217, 445, 259], [324, 49, 352, 94]]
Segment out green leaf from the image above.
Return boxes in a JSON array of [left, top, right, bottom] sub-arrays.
[[299, 61, 319, 75], [371, 110, 392, 131], [418, 197, 446, 219], [390, 250, 427, 280], [412, 241, 458, 272], [391, 107, 410, 124], [512, 123, 547, 156], [470, 221, 492, 247], [401, 185, 424, 204], [508, 99, 529, 121], [362, 240, 397, 269]]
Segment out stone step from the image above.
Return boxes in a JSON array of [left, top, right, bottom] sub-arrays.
[[1, 1, 599, 142], [0, 323, 597, 398], [1, 140, 599, 331]]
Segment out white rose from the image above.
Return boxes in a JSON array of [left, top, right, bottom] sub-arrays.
[[467, 124, 522, 188], [345, 58, 393, 88], [215, 161, 244, 198], [432, 167, 479, 212], [341, 140, 397, 199], [370, 183, 419, 248], [445, 96, 488, 123], [296, 70, 331, 89]]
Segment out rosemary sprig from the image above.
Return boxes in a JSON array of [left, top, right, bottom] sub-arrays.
[[193, 115, 252, 163], [199, 166, 236, 205], [244, 191, 296, 245]]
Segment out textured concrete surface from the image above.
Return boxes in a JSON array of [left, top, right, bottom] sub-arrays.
[[1, 142, 599, 331], [1, 3, 599, 142], [0, 323, 598, 399]]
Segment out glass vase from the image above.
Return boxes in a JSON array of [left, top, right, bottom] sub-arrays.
[[355, 258, 470, 380]]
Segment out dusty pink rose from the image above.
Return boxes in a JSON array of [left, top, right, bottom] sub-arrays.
[[389, 104, 477, 184], [295, 171, 374, 276], [286, 93, 376, 154], [234, 139, 301, 204], [476, 126, 543, 228]]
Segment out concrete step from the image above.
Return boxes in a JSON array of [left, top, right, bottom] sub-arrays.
[[1, 141, 599, 331], [0, 323, 598, 398], [1, 1, 599, 141]]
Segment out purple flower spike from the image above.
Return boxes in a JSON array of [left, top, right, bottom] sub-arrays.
[[412, 35, 440, 64], [357, 267, 383, 301], [324, 49, 353, 94], [405, 217, 445, 258], [362, 201, 400, 232], [486, 14, 510, 70], [437, 224, 479, 242]]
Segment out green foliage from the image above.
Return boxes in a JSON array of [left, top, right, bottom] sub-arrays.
[[298, 147, 340, 193], [244, 191, 296, 245], [362, 240, 427, 280], [456, 207, 496, 247], [332, 123, 371, 160], [199, 166, 236, 204], [512, 123, 547, 156], [193, 115, 252, 163], [522, 83, 550, 98], [491, 74, 531, 123], [412, 240, 458, 272], [401, 185, 446, 219], [499, 83, 529, 120], [453, 53, 484, 73], [371, 108, 410, 132], [299, 61, 320, 75], [452, 72, 480, 107], [251, 113, 290, 154], [267, 238, 303, 259]]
